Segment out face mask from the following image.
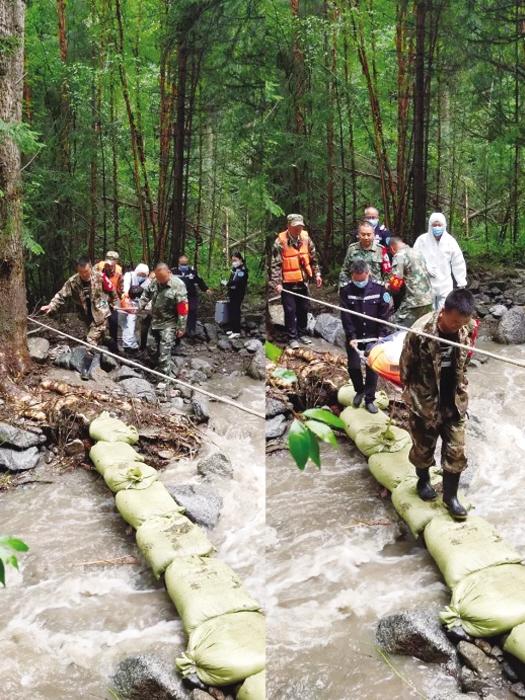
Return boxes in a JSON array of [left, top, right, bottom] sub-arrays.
[[353, 278, 368, 288], [232, 261, 241, 268], [179, 265, 189, 272], [432, 226, 445, 237], [367, 218, 379, 228]]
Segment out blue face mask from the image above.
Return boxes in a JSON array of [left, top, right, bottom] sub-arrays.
[[367, 218, 379, 228], [432, 226, 445, 237], [179, 265, 189, 272], [353, 278, 368, 288]]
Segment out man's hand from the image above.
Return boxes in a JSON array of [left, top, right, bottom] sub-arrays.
[[176, 329, 185, 339], [275, 283, 283, 294], [349, 339, 359, 350], [206, 289, 213, 296], [315, 275, 323, 289], [40, 304, 52, 315]]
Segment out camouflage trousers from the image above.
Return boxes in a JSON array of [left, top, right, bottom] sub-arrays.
[[146, 326, 177, 377], [85, 319, 108, 346], [393, 303, 432, 329], [408, 410, 468, 475]]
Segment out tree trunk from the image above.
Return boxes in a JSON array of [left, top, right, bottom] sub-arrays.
[[170, 38, 188, 265], [323, 1, 335, 253], [0, 0, 31, 378], [412, 0, 427, 235]]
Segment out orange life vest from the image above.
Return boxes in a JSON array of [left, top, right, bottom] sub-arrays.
[[278, 230, 313, 284]]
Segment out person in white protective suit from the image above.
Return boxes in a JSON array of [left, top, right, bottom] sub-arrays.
[[120, 263, 150, 353], [413, 212, 467, 310]]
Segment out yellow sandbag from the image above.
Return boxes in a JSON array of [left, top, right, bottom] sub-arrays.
[[354, 423, 411, 457], [504, 623, 525, 664], [103, 463, 158, 493], [89, 441, 145, 475], [368, 446, 413, 491], [237, 670, 266, 700], [337, 384, 356, 407], [440, 564, 525, 637], [424, 515, 522, 589], [340, 405, 388, 442], [89, 411, 139, 444], [115, 482, 183, 529], [165, 556, 261, 632], [136, 514, 215, 578], [176, 611, 265, 686]]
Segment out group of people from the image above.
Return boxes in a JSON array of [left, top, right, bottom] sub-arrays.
[[40, 250, 249, 382], [272, 209, 474, 520]]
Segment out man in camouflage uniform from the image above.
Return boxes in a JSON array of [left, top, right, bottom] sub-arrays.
[[136, 263, 188, 380], [339, 221, 391, 288], [41, 256, 116, 379], [388, 237, 432, 327], [399, 289, 477, 520]]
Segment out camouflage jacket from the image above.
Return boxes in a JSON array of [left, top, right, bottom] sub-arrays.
[[391, 245, 432, 307], [270, 230, 321, 287], [339, 241, 391, 288], [138, 274, 188, 331], [399, 312, 473, 422], [48, 270, 116, 324]]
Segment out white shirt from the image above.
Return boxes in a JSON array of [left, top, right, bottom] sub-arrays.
[[413, 231, 467, 297]]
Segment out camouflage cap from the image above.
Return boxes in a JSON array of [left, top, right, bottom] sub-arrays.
[[287, 214, 304, 227]]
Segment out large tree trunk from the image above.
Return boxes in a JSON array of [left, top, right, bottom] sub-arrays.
[[412, 0, 427, 235], [0, 0, 31, 378]]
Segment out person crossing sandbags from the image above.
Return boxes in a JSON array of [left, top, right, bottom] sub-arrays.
[[399, 289, 477, 520]]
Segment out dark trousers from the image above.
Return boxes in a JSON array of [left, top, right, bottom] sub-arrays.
[[229, 296, 243, 333], [108, 309, 119, 351], [187, 295, 198, 335], [346, 343, 378, 403], [282, 283, 309, 340]]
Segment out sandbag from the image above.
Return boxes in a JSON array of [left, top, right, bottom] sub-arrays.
[[89, 441, 145, 475], [504, 623, 525, 664], [136, 514, 215, 578], [354, 422, 411, 457], [391, 472, 459, 538], [103, 463, 158, 493], [440, 564, 525, 637], [368, 446, 413, 491], [165, 556, 261, 632], [237, 670, 266, 700], [89, 411, 139, 444], [424, 515, 522, 589], [176, 611, 265, 686], [115, 482, 183, 529], [340, 405, 388, 442], [337, 384, 356, 407]]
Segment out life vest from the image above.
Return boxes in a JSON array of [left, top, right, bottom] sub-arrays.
[[278, 230, 313, 284]]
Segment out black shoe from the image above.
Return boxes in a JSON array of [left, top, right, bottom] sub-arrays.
[[80, 353, 93, 381], [365, 401, 378, 414], [416, 467, 437, 501], [443, 471, 468, 520], [353, 392, 364, 408]]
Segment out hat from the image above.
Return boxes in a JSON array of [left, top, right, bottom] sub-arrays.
[[106, 250, 119, 261], [135, 263, 149, 276], [287, 214, 304, 227]]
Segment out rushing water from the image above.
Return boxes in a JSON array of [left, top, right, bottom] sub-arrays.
[[266, 339, 525, 700], [0, 374, 264, 700]]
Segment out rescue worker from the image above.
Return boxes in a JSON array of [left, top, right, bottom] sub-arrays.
[[40, 256, 116, 380], [271, 213, 322, 349], [225, 252, 249, 338], [340, 220, 391, 288], [172, 254, 213, 337], [95, 252, 123, 352], [388, 236, 433, 328], [413, 212, 467, 310], [340, 260, 391, 414], [120, 263, 150, 354], [134, 262, 188, 381], [399, 288, 476, 520], [363, 205, 392, 248]]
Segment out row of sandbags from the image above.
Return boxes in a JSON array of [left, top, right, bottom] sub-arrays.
[[338, 386, 525, 661], [88, 411, 266, 697]]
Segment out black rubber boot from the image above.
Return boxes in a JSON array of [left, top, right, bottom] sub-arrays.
[[365, 402, 378, 414], [416, 467, 437, 501], [80, 352, 94, 381], [349, 369, 364, 408], [443, 471, 468, 520]]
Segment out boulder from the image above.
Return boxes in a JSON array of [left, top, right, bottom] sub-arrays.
[[458, 641, 501, 680], [244, 339, 263, 353], [217, 338, 232, 351], [27, 337, 50, 363], [0, 422, 46, 450], [314, 313, 344, 345], [268, 304, 285, 327], [247, 347, 266, 381], [265, 397, 291, 419], [230, 338, 245, 351], [189, 358, 213, 376], [488, 304, 508, 319], [495, 307, 525, 344], [166, 483, 223, 528], [265, 415, 288, 440], [203, 323, 218, 343], [111, 655, 191, 700], [197, 452, 233, 480], [118, 377, 157, 402], [114, 366, 143, 382], [0, 446, 41, 471]]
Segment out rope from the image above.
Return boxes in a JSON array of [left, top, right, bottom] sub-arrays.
[[27, 317, 265, 420], [280, 289, 525, 370]]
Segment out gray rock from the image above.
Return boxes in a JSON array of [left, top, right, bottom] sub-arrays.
[[0, 422, 46, 449], [314, 313, 344, 344], [376, 610, 458, 666], [27, 337, 50, 362], [191, 692, 214, 700], [458, 641, 501, 679], [266, 414, 288, 440], [118, 378, 157, 402], [266, 397, 291, 418], [167, 483, 223, 528], [268, 304, 285, 327], [230, 338, 245, 351], [217, 338, 232, 351], [244, 339, 263, 353], [111, 655, 191, 700], [247, 347, 265, 381], [191, 395, 210, 423], [190, 358, 213, 376], [511, 682, 525, 698], [100, 348, 119, 372], [489, 304, 508, 319], [114, 366, 143, 382], [184, 369, 208, 384], [495, 307, 525, 344], [169, 398, 186, 413], [460, 666, 504, 695], [0, 446, 41, 471], [197, 452, 233, 480], [193, 322, 208, 341], [64, 439, 86, 457], [69, 346, 92, 373], [203, 323, 218, 343]]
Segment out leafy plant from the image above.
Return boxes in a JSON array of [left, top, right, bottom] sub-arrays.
[[265, 341, 283, 363], [0, 535, 29, 586], [288, 408, 346, 470], [271, 367, 297, 384]]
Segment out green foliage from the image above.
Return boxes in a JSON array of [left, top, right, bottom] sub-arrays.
[[0, 535, 29, 587], [288, 408, 344, 470], [271, 367, 297, 384], [265, 341, 283, 363], [0, 120, 41, 154]]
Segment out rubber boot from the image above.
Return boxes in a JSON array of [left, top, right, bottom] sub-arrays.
[[416, 467, 437, 501], [349, 369, 364, 408], [80, 352, 94, 381], [443, 471, 468, 520]]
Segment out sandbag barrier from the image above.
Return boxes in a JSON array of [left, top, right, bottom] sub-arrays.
[[337, 386, 525, 665], [88, 411, 266, 698]]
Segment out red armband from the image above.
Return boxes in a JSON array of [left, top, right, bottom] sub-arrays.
[[389, 275, 405, 293], [177, 300, 189, 316]]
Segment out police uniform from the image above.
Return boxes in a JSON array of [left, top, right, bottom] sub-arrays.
[[227, 264, 248, 333], [172, 265, 209, 335], [340, 279, 392, 404]]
